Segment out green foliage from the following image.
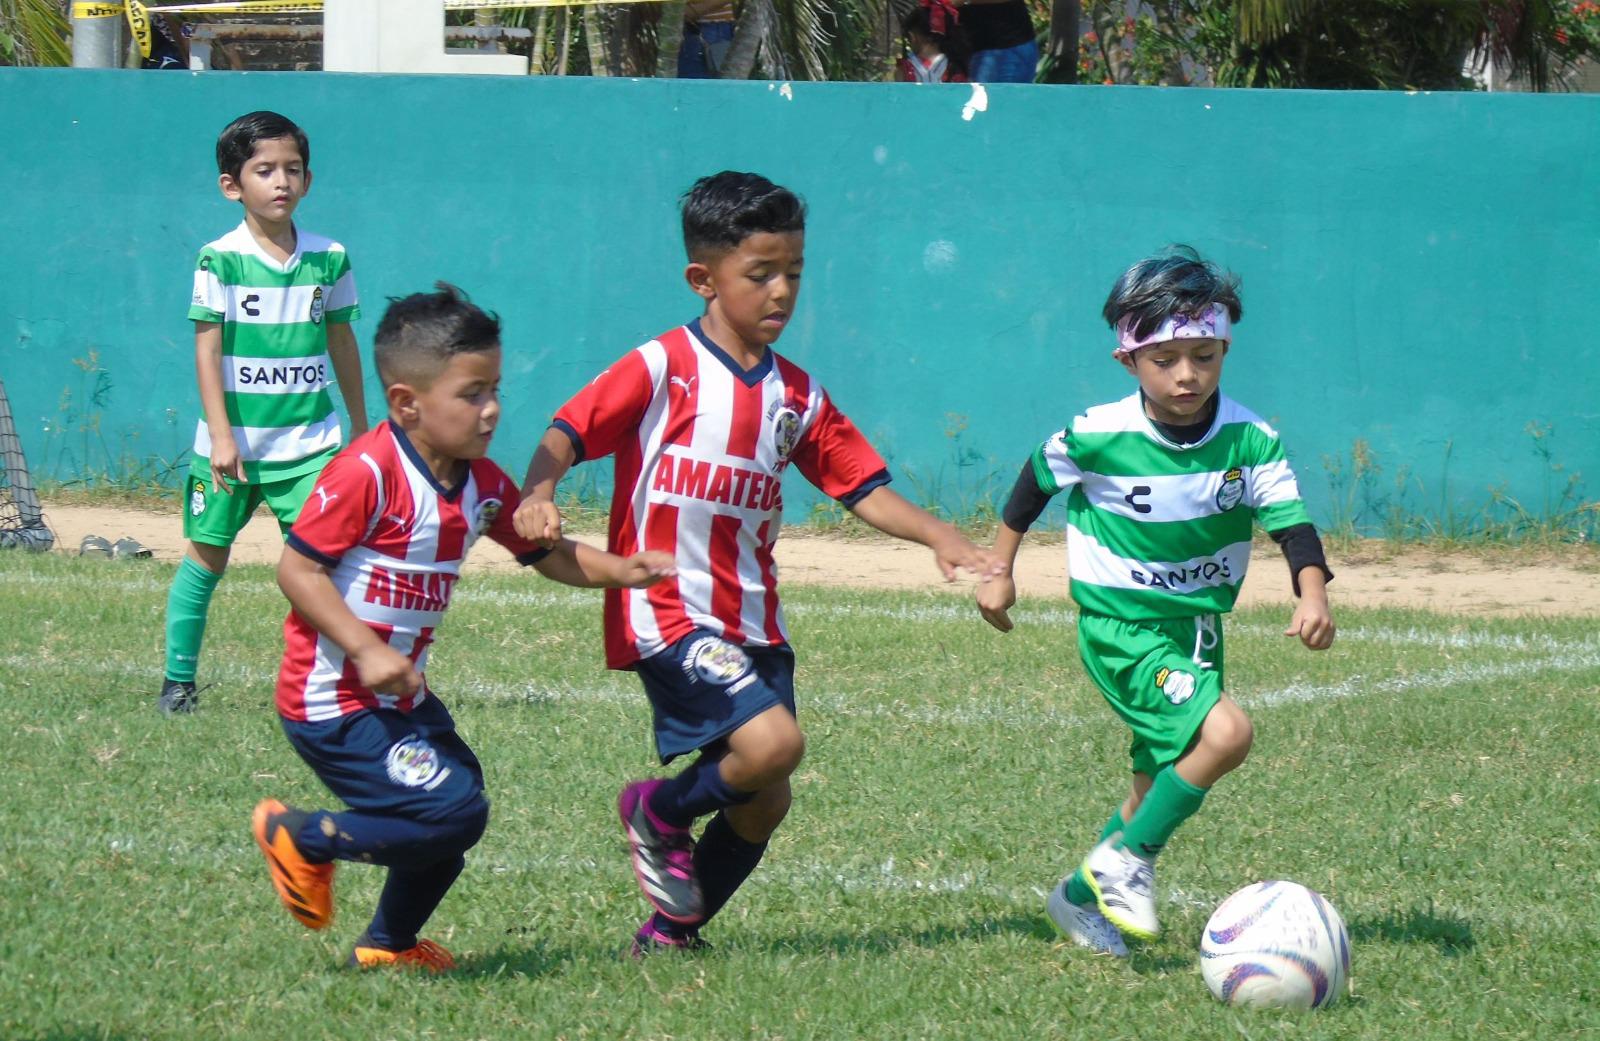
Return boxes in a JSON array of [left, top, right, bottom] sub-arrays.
[[2, 553, 1599, 1038], [0, 0, 70, 66]]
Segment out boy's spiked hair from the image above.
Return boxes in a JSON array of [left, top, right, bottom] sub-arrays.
[[681, 171, 807, 260], [374, 282, 501, 387], [1102, 245, 1243, 342], [216, 110, 310, 180]]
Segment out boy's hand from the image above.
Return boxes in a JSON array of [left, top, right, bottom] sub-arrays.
[[617, 550, 677, 588], [930, 530, 1005, 583], [1284, 598, 1336, 650], [513, 496, 565, 548], [208, 432, 245, 495], [352, 643, 423, 697], [976, 572, 1017, 632]]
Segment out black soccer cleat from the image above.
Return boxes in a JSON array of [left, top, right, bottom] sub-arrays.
[[158, 678, 199, 716]]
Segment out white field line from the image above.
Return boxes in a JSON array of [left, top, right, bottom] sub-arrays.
[[4, 643, 1600, 729], [3, 571, 1594, 657]]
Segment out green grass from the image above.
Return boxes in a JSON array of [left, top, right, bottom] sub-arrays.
[[1, 552, 1597, 1041]]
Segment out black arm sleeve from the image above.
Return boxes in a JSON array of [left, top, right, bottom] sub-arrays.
[[1269, 522, 1333, 597], [1001, 461, 1052, 533]]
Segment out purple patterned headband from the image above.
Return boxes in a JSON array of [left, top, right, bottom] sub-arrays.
[[1114, 303, 1232, 355]]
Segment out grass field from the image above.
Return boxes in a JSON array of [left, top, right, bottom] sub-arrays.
[[2, 552, 1597, 1041]]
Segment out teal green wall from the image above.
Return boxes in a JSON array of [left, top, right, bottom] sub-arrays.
[[3, 68, 1597, 531]]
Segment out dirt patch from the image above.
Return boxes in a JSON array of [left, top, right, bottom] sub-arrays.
[[31, 501, 1599, 617]]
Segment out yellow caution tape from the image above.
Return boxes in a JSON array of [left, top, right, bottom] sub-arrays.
[[144, 0, 662, 12], [125, 0, 153, 58], [72, 1, 125, 17]]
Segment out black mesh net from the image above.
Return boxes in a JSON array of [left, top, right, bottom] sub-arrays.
[[0, 374, 53, 551]]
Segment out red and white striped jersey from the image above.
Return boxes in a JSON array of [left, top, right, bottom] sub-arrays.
[[276, 420, 547, 722], [555, 321, 889, 668]]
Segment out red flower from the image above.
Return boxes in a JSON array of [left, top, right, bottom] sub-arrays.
[[1084, 30, 1098, 43], [1556, 27, 1570, 43], [1102, 76, 1113, 84]]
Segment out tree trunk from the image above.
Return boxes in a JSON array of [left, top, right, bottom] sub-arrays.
[[721, 0, 774, 79], [531, 4, 550, 74], [1040, 0, 1079, 84], [583, 4, 609, 75], [655, 0, 686, 76], [556, 7, 573, 75]]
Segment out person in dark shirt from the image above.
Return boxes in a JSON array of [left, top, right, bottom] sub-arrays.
[[957, 0, 1037, 82]]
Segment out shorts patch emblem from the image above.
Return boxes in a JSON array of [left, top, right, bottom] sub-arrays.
[[385, 735, 447, 788], [1154, 665, 1197, 705], [190, 482, 206, 516], [1215, 468, 1245, 511], [683, 636, 752, 689]]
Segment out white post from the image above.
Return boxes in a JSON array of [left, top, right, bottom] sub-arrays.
[[324, 0, 529, 74], [70, 1, 125, 68]]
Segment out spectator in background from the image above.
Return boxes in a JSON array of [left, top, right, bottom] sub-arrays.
[[678, 0, 736, 78], [899, 0, 970, 83], [957, 0, 1037, 82]]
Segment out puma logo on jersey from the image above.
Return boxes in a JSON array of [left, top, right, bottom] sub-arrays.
[[670, 375, 697, 395], [384, 513, 410, 532], [314, 487, 338, 512]]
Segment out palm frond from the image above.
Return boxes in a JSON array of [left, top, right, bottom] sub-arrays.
[[1233, 0, 1317, 46], [1, 0, 71, 67]]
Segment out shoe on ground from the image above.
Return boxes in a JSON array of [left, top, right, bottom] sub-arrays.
[[628, 918, 713, 958], [617, 779, 704, 924], [78, 534, 112, 558], [1046, 880, 1129, 957], [251, 798, 334, 930], [111, 537, 152, 559], [158, 678, 199, 716], [349, 936, 456, 972], [1081, 837, 1159, 941]]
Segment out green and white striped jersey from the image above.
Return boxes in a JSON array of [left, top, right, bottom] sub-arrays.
[[1030, 391, 1312, 620], [187, 222, 359, 483]]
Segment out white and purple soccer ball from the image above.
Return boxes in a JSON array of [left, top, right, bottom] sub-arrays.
[[1200, 881, 1351, 1010]]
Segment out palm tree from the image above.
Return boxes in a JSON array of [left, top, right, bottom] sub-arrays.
[[1, 0, 70, 66]]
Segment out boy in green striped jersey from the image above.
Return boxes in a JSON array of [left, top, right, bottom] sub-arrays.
[[977, 246, 1335, 955], [158, 111, 368, 716]]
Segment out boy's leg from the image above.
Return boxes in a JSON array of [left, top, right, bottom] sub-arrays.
[[623, 637, 799, 926], [161, 464, 256, 714], [261, 463, 327, 537]]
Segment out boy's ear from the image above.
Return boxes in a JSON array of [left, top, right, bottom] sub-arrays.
[[684, 261, 716, 302], [1114, 351, 1138, 375], [387, 382, 419, 423], [218, 173, 242, 202]]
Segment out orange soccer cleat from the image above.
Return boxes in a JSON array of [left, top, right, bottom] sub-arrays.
[[251, 798, 335, 930], [348, 937, 457, 973]]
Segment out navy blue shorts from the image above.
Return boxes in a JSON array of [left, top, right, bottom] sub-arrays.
[[635, 630, 797, 764], [281, 695, 486, 823]]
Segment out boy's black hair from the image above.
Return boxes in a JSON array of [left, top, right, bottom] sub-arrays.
[[374, 283, 501, 387], [681, 171, 807, 260], [216, 110, 310, 180], [901, 5, 971, 73], [1102, 244, 1243, 341]]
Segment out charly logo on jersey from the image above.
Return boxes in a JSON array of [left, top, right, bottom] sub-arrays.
[[1154, 666, 1197, 705], [474, 498, 502, 537], [682, 636, 754, 693], [309, 286, 325, 325], [190, 481, 207, 516], [385, 734, 446, 788], [1215, 467, 1245, 511]]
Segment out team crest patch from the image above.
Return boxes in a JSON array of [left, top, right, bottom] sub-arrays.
[[771, 407, 801, 466], [1215, 468, 1245, 512], [385, 735, 448, 788], [683, 636, 753, 689], [474, 498, 502, 537], [1154, 666, 1197, 706], [190, 482, 206, 516], [309, 286, 325, 325]]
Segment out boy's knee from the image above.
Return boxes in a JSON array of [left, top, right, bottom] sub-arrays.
[[1207, 703, 1254, 761], [768, 728, 806, 775], [436, 791, 489, 854]]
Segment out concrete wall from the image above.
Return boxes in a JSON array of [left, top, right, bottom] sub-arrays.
[[3, 68, 1597, 532]]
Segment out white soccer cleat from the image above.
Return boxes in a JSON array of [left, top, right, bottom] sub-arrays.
[[1081, 838, 1160, 941], [1046, 881, 1129, 957]]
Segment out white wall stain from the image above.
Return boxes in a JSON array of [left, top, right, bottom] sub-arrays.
[[961, 84, 988, 122]]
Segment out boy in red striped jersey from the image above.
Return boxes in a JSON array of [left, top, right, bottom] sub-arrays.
[[514, 172, 1000, 953], [253, 284, 673, 971]]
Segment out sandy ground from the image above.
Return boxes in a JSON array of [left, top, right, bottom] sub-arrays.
[[33, 501, 1600, 617]]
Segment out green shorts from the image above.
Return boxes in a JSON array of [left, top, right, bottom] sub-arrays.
[[1077, 612, 1226, 777], [182, 455, 328, 547]]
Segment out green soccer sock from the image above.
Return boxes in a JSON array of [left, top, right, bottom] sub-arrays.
[[1118, 766, 1209, 861], [164, 556, 222, 683], [1064, 808, 1127, 906]]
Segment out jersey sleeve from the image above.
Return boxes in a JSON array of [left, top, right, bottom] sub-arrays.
[[188, 247, 225, 322], [285, 450, 379, 566], [1244, 421, 1314, 531], [551, 350, 654, 463], [1029, 428, 1084, 496], [324, 249, 360, 324], [790, 390, 890, 505], [482, 465, 551, 566]]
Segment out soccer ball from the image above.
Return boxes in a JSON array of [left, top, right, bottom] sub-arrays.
[[1199, 881, 1351, 1010]]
